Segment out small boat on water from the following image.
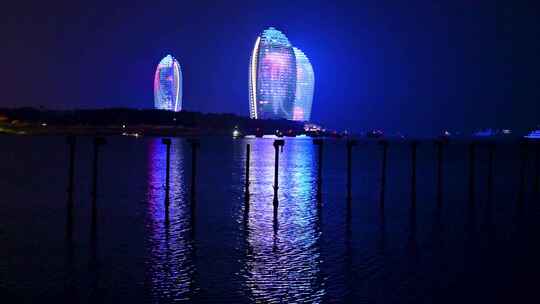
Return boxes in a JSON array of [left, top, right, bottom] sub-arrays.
[[524, 130, 540, 140], [232, 126, 242, 138], [472, 128, 513, 139], [122, 132, 142, 138], [473, 129, 496, 137], [366, 130, 384, 139]]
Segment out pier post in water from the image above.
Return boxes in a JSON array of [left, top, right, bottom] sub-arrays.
[[487, 143, 495, 203], [187, 138, 200, 235], [535, 143, 540, 197], [518, 141, 528, 205], [434, 140, 444, 206], [66, 136, 76, 201], [245, 143, 251, 198], [379, 140, 388, 209], [410, 141, 418, 209], [273, 140, 285, 212], [346, 139, 357, 203], [66, 136, 76, 237], [187, 139, 200, 208], [243, 143, 251, 222], [91, 137, 106, 227], [161, 138, 172, 209], [314, 139, 324, 201], [468, 142, 476, 205]]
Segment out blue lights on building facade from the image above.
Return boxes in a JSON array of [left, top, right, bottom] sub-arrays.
[[249, 27, 297, 120], [154, 55, 182, 112], [292, 47, 315, 122], [249, 27, 315, 121]]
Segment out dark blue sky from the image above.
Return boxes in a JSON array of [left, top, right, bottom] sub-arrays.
[[1, 1, 535, 135]]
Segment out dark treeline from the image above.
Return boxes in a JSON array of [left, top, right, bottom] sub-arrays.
[[0, 107, 308, 135]]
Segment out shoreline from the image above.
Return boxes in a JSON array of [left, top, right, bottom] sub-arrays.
[[1, 124, 536, 145]]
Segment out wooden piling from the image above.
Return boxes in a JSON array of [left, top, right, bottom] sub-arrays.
[[66, 136, 76, 238], [66, 136, 76, 202], [273, 140, 285, 210], [468, 142, 476, 205], [535, 144, 540, 197], [435, 140, 444, 206], [245, 143, 251, 196], [379, 140, 388, 209], [187, 139, 200, 207], [187, 138, 200, 235], [162, 138, 172, 209], [411, 141, 418, 209], [518, 141, 528, 205], [91, 137, 106, 227], [314, 139, 324, 201], [346, 139, 357, 202], [487, 143, 495, 203]]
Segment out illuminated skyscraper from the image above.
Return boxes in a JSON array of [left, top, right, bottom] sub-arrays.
[[249, 27, 314, 121], [292, 47, 315, 121], [249, 27, 297, 120], [154, 55, 182, 112]]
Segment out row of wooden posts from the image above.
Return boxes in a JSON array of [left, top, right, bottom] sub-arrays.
[[64, 136, 540, 233]]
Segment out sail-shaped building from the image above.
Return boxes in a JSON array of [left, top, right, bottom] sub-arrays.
[[154, 55, 182, 112], [249, 27, 314, 121], [249, 27, 297, 120], [292, 47, 315, 121]]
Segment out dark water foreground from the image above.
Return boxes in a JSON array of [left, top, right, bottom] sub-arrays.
[[0, 136, 539, 303]]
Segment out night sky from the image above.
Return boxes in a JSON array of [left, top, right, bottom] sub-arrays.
[[1, 1, 535, 135]]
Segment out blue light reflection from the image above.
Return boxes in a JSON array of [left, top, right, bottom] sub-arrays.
[[145, 138, 195, 301], [240, 138, 325, 302]]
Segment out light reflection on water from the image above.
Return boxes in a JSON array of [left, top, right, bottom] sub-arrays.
[[108, 136, 540, 303], [145, 138, 325, 302], [146, 138, 195, 301], [240, 139, 325, 303], [1, 136, 539, 302]]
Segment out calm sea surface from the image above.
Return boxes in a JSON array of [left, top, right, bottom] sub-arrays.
[[0, 136, 539, 303]]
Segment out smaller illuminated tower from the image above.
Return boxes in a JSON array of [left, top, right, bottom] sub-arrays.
[[154, 55, 182, 111], [292, 47, 315, 121]]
